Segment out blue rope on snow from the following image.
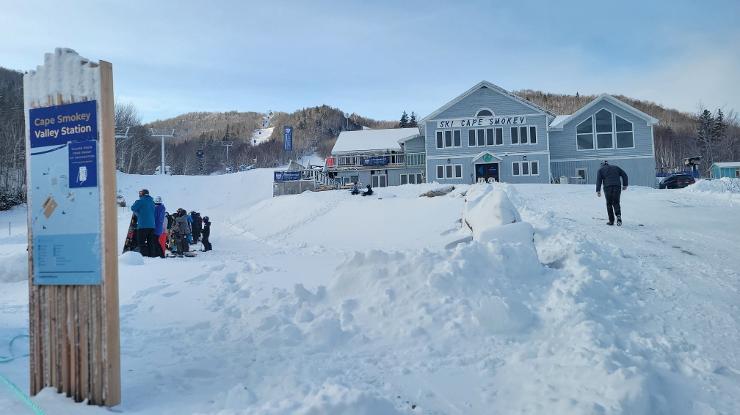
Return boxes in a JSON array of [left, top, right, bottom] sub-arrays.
[[0, 334, 46, 415]]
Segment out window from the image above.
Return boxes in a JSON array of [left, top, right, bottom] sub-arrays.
[[436, 165, 444, 179], [477, 129, 485, 146], [476, 109, 493, 116], [529, 126, 537, 144], [595, 109, 613, 149], [372, 174, 387, 188], [486, 128, 494, 146], [437, 130, 461, 148], [446, 165, 453, 178], [576, 118, 594, 150], [495, 128, 503, 145], [350, 175, 359, 183], [520, 126, 528, 144], [436, 164, 461, 179], [400, 173, 423, 184], [455, 165, 462, 178], [576, 168, 587, 180], [468, 130, 475, 146], [511, 127, 519, 144], [406, 153, 425, 166], [615, 115, 634, 148], [512, 161, 539, 176]]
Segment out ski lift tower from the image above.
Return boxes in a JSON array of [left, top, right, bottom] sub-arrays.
[[150, 128, 175, 175]]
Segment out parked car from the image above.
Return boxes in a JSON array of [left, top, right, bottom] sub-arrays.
[[659, 173, 696, 189]]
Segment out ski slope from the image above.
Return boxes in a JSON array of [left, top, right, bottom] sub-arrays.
[[1, 171, 739, 414]]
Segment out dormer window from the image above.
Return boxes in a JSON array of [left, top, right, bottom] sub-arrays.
[[476, 109, 493, 117]]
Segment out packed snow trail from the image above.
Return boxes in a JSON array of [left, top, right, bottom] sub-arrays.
[[1, 171, 739, 414]]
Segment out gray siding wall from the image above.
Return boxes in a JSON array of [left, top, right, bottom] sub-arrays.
[[426, 153, 550, 185], [433, 86, 540, 119], [403, 135, 425, 153], [551, 157, 656, 188], [549, 100, 654, 160]]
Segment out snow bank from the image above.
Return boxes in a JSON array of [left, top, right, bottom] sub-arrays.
[[685, 178, 740, 194], [0, 250, 26, 283]]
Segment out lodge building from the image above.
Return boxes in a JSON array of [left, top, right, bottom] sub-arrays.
[[326, 81, 658, 187]]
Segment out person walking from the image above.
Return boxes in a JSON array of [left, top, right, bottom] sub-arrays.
[[596, 161, 628, 226], [201, 216, 212, 252], [154, 196, 167, 258], [131, 188, 157, 256], [171, 208, 191, 257]]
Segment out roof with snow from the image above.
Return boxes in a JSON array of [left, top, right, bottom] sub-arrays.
[[331, 128, 420, 154], [712, 162, 740, 168], [548, 94, 659, 130]]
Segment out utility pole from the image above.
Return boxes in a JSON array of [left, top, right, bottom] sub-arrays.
[[150, 129, 175, 175]]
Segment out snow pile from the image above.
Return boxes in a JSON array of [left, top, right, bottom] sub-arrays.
[[0, 250, 27, 283], [685, 178, 740, 194], [463, 183, 533, 244]]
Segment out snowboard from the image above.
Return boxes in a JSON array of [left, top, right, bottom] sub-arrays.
[[166, 252, 197, 258], [122, 214, 139, 254]]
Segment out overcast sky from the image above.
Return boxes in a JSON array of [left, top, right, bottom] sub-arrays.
[[2, 0, 739, 122]]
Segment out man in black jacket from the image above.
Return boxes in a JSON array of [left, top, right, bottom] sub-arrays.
[[201, 216, 212, 251], [596, 161, 628, 226]]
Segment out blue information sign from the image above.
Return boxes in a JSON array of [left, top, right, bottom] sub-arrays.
[[284, 126, 293, 152], [28, 100, 102, 285], [274, 171, 302, 182], [68, 140, 98, 188], [29, 100, 98, 148]]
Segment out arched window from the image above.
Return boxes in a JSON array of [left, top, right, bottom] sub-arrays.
[[576, 117, 594, 150], [476, 109, 493, 116]]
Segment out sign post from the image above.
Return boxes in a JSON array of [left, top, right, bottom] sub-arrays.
[[24, 48, 120, 406]]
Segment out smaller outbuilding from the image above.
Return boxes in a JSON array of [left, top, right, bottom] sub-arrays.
[[710, 162, 740, 179]]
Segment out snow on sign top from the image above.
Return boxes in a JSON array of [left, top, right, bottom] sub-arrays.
[[331, 127, 420, 154], [24, 48, 101, 107]]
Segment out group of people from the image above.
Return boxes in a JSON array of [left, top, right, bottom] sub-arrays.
[[350, 182, 373, 196], [126, 188, 212, 258]]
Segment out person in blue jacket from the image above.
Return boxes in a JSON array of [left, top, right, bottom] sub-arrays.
[[131, 188, 157, 257]]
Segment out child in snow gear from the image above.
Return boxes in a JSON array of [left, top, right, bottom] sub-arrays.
[[361, 185, 373, 196], [154, 196, 167, 258], [350, 181, 360, 195], [596, 161, 628, 226], [171, 208, 192, 257], [131, 188, 158, 257], [201, 216, 212, 251]]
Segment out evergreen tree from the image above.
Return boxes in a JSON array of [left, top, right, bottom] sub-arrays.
[[713, 109, 727, 142], [696, 109, 715, 174], [409, 112, 417, 127], [399, 111, 409, 128]]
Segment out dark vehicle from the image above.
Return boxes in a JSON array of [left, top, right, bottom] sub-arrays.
[[659, 173, 696, 189]]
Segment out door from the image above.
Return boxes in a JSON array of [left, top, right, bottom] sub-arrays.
[[475, 163, 499, 182], [372, 174, 387, 188]]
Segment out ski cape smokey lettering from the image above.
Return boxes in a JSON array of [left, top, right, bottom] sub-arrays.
[[436, 115, 527, 129], [29, 100, 98, 148]]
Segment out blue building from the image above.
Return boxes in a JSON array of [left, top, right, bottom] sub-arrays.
[[711, 162, 740, 179], [327, 81, 659, 188]]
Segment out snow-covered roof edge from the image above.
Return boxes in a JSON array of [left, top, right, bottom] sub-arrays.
[[331, 127, 420, 154], [712, 161, 740, 168], [549, 94, 659, 130], [420, 80, 555, 123]]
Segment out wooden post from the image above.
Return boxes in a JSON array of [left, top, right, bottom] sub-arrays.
[[24, 48, 120, 406]]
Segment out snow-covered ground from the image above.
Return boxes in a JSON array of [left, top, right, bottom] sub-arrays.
[[1, 171, 739, 414]]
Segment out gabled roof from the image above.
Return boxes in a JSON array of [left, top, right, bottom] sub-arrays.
[[421, 80, 555, 122], [548, 94, 659, 130], [331, 127, 420, 154], [471, 151, 504, 163]]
